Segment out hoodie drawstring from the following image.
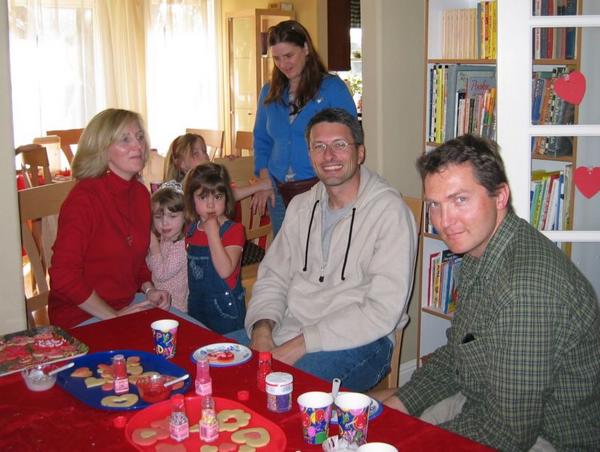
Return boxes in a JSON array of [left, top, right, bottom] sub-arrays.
[[303, 200, 319, 272], [303, 201, 356, 282], [340, 208, 356, 281]]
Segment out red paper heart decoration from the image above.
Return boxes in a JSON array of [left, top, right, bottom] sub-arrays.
[[554, 71, 586, 105], [574, 166, 600, 199]]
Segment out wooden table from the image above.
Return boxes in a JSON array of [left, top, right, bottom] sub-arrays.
[[0, 309, 494, 451]]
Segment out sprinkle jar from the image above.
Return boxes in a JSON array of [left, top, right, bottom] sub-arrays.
[[265, 372, 293, 413]]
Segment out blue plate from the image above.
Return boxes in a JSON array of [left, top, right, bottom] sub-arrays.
[[55, 349, 190, 411]]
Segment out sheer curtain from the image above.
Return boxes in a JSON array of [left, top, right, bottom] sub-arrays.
[[8, 0, 104, 147], [145, 0, 218, 153], [8, 0, 219, 155]]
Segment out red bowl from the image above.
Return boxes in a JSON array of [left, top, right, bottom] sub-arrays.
[[136, 375, 171, 403]]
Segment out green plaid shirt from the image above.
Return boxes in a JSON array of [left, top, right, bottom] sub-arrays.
[[400, 212, 600, 451]]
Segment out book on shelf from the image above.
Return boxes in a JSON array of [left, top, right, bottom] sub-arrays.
[[530, 166, 572, 231], [426, 249, 463, 314], [441, 2, 495, 60], [531, 67, 575, 157], [532, 0, 577, 60]]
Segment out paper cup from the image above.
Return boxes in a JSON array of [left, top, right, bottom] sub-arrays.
[[297, 391, 334, 445], [151, 319, 179, 359], [357, 443, 398, 452], [335, 392, 371, 446]]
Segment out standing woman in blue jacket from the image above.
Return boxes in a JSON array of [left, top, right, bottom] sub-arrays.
[[251, 20, 357, 235]]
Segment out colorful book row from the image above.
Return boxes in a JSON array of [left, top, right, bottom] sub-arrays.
[[530, 165, 572, 231], [532, 0, 577, 60], [428, 64, 496, 144], [426, 250, 462, 315], [441, 1, 497, 60], [531, 67, 575, 157]]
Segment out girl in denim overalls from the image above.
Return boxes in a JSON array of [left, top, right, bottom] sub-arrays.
[[183, 163, 246, 334]]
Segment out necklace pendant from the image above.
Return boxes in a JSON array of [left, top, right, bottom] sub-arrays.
[[126, 235, 133, 247]]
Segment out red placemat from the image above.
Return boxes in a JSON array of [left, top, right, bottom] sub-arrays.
[[125, 396, 286, 451]]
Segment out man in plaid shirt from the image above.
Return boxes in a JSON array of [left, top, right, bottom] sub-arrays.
[[373, 135, 599, 451]]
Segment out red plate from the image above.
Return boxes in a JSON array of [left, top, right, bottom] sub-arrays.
[[125, 396, 287, 451]]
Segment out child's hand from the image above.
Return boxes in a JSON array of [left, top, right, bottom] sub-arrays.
[[203, 215, 220, 237], [149, 231, 160, 255]]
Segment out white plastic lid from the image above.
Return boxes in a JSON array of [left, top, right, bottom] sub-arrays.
[[265, 371, 293, 386]]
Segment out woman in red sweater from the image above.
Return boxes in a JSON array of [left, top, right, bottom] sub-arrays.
[[49, 109, 170, 328]]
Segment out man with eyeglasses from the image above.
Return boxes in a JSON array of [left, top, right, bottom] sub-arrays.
[[227, 108, 417, 391]]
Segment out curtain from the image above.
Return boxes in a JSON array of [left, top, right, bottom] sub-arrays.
[[95, 0, 147, 118], [8, 0, 218, 155], [8, 0, 103, 147], [145, 0, 218, 153]]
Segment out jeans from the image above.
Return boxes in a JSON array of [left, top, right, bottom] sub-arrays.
[[267, 184, 286, 237], [226, 328, 393, 392]]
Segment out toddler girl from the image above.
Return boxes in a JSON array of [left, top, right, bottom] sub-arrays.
[[146, 181, 188, 312], [183, 163, 246, 334]]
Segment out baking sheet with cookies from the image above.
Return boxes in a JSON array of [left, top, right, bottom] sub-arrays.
[[56, 349, 190, 411], [125, 396, 287, 451]]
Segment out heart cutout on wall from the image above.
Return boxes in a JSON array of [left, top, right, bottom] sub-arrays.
[[554, 71, 586, 105], [574, 166, 600, 199]]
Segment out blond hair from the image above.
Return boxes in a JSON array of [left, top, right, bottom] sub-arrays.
[[72, 108, 149, 180], [163, 133, 208, 182]]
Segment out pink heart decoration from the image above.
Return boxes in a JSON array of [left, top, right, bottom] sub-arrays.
[[574, 166, 600, 199], [554, 71, 586, 105]]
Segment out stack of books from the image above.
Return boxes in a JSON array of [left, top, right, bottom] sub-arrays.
[[442, 1, 497, 60], [530, 166, 573, 231], [427, 250, 462, 315]]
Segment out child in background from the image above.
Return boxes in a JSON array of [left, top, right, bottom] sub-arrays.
[[146, 181, 188, 312], [164, 133, 273, 202], [183, 163, 246, 334]]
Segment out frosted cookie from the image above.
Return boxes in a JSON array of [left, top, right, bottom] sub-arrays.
[[200, 446, 218, 452], [101, 382, 114, 391], [127, 365, 144, 375], [231, 428, 270, 448], [131, 427, 168, 446], [84, 377, 106, 388], [71, 367, 92, 378], [100, 393, 138, 408], [239, 446, 256, 452], [217, 409, 251, 432]]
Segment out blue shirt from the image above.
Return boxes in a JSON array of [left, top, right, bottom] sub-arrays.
[[253, 74, 357, 182]]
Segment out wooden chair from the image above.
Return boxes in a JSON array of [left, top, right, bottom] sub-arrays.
[[185, 128, 224, 160], [16, 144, 53, 187], [19, 180, 76, 327], [214, 156, 272, 303], [375, 195, 423, 390], [233, 130, 253, 157], [46, 128, 83, 165]]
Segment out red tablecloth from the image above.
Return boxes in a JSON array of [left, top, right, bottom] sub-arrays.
[[0, 309, 494, 451]]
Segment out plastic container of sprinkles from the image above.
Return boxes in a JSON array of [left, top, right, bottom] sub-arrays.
[[265, 372, 293, 413]]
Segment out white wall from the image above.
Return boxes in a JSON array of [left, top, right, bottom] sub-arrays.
[[0, 1, 28, 334], [362, 0, 425, 365]]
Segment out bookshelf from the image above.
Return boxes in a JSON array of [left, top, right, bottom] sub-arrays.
[[417, 0, 590, 365]]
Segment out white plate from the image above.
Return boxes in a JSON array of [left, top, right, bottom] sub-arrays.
[[190, 343, 252, 367]]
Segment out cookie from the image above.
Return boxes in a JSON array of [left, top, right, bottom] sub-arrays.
[[217, 409, 251, 432], [100, 393, 138, 408], [84, 377, 106, 388], [231, 428, 270, 448], [71, 367, 92, 378]]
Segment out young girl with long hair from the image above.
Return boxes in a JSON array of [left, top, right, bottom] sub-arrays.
[[183, 163, 246, 334]]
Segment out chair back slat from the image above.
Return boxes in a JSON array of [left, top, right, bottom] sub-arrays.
[[19, 180, 76, 327], [234, 131, 253, 156], [46, 128, 83, 165], [16, 144, 53, 187]]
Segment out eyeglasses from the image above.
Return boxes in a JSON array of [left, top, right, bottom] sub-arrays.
[[310, 140, 356, 154]]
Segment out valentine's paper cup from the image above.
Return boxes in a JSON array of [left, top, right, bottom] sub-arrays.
[[297, 391, 334, 445], [357, 442, 398, 452], [335, 392, 371, 446], [150, 319, 179, 359]]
